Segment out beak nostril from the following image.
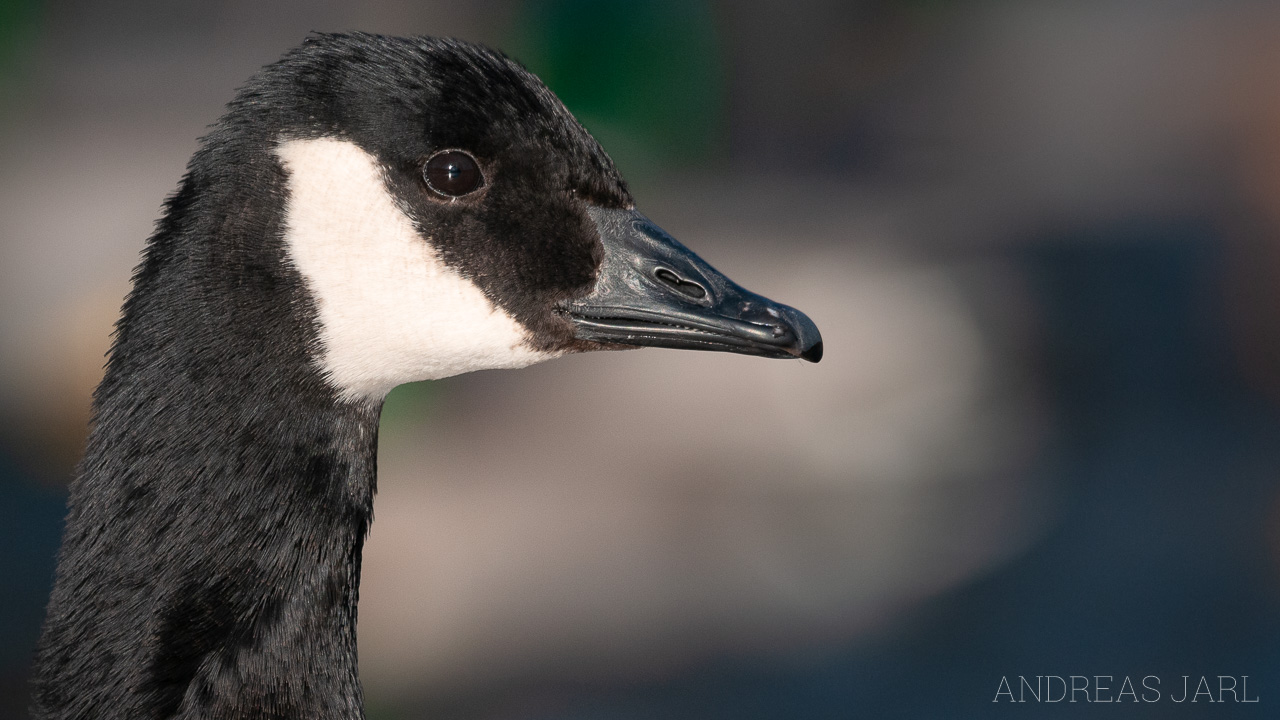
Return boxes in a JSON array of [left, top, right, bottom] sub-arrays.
[[654, 268, 679, 283], [654, 267, 707, 300]]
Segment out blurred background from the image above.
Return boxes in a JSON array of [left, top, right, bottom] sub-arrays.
[[2, 1, 1280, 717]]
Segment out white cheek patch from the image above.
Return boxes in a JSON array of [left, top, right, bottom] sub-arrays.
[[276, 137, 557, 400]]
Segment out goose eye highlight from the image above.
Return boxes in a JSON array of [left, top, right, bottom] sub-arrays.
[[424, 150, 483, 198]]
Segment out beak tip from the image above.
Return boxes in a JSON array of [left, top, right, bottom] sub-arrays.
[[799, 340, 823, 363], [779, 306, 822, 363]]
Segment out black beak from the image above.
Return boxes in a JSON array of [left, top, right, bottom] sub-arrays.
[[560, 206, 822, 362]]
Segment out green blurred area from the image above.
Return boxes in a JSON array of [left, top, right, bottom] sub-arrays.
[[506, 0, 726, 180], [0, 0, 40, 110], [380, 380, 439, 432]]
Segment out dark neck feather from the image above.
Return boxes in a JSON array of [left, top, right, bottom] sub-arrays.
[[32, 147, 380, 720]]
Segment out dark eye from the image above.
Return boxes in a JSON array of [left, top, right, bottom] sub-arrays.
[[424, 150, 483, 198]]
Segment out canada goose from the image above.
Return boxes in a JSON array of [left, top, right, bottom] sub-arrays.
[[31, 33, 821, 720]]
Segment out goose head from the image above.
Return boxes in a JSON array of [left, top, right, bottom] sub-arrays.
[[32, 32, 821, 720], [264, 33, 819, 400]]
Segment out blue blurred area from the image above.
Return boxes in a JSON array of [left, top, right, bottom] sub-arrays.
[[0, 454, 65, 719]]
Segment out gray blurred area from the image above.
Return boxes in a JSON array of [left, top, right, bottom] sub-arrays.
[[3, 1, 1280, 719]]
